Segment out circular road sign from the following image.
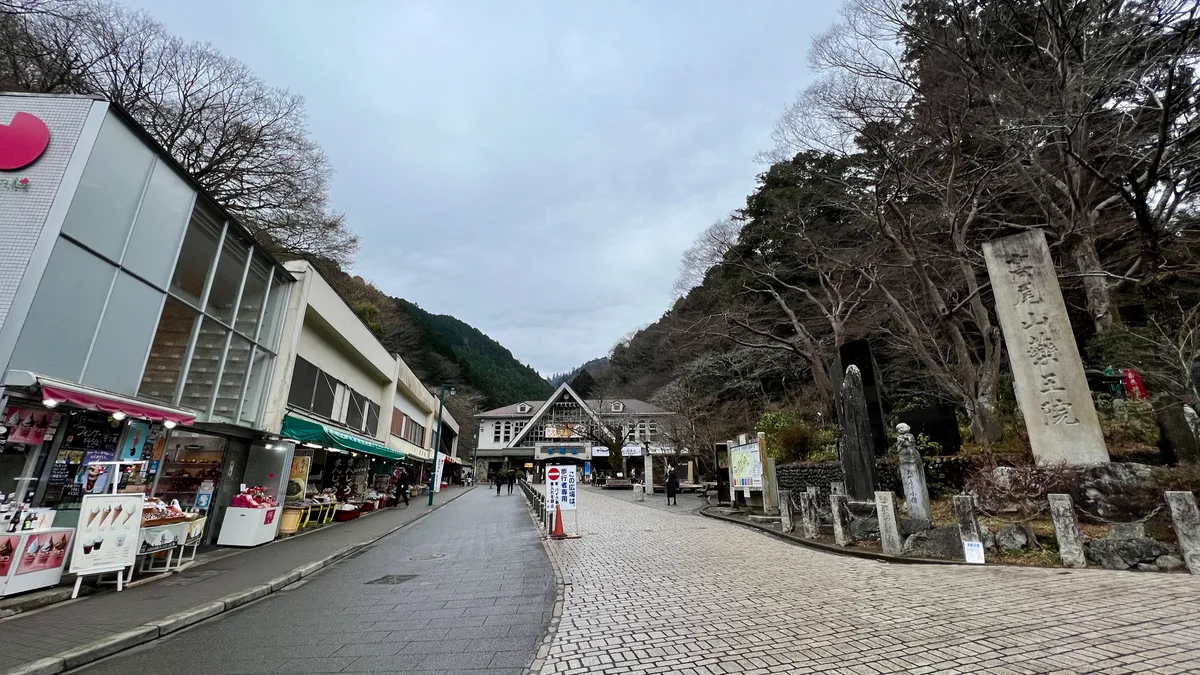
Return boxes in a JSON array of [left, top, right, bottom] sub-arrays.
[[547, 467, 561, 481]]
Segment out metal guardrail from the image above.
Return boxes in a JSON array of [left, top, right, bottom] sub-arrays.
[[518, 479, 546, 530]]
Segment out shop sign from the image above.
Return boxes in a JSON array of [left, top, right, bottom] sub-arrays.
[[433, 455, 446, 493], [138, 523, 178, 555], [184, 517, 206, 546], [77, 450, 116, 494], [2, 406, 52, 445], [70, 494, 143, 575], [118, 421, 151, 461], [0, 111, 51, 171], [0, 177, 31, 192], [195, 480, 214, 510], [285, 455, 311, 501]]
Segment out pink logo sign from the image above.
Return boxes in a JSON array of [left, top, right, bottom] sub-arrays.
[[0, 112, 51, 171]]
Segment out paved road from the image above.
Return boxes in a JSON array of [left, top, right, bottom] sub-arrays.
[[541, 488, 1200, 675], [76, 488, 553, 675]]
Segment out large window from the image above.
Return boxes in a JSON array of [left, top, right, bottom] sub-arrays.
[[403, 415, 426, 447], [11, 110, 284, 428], [287, 357, 379, 436], [132, 200, 283, 426]]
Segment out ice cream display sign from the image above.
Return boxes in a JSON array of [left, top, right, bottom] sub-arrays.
[[69, 494, 144, 575], [14, 531, 71, 575], [0, 535, 18, 577]]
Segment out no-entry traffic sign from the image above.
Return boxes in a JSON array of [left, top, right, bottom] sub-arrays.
[[545, 465, 577, 512], [547, 467, 561, 481]]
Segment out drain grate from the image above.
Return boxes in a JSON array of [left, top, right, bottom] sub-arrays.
[[408, 553, 444, 561], [366, 574, 418, 585]]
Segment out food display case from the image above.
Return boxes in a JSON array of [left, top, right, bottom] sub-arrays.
[[216, 487, 281, 547]]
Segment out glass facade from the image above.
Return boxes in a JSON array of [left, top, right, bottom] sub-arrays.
[[7, 110, 289, 429]]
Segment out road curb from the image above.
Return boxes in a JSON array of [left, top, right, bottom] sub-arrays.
[[1, 487, 475, 675], [517, 486, 565, 675], [699, 506, 960, 566]]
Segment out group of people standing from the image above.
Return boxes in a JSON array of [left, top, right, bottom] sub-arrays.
[[491, 471, 516, 495]]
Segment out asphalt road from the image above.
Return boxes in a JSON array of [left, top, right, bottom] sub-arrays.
[[75, 487, 554, 675]]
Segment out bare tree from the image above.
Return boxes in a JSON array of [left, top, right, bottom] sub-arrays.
[[672, 217, 742, 300], [0, 0, 358, 264]]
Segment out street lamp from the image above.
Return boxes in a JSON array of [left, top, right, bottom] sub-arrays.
[[428, 385, 455, 506]]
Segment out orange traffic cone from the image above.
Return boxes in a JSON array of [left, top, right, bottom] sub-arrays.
[[551, 503, 566, 539]]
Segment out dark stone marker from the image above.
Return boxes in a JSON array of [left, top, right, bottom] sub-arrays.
[[839, 365, 877, 501]]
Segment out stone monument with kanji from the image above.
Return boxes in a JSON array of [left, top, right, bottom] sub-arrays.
[[983, 230, 1109, 465]]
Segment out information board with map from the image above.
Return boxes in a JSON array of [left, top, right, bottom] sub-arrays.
[[729, 441, 762, 489]]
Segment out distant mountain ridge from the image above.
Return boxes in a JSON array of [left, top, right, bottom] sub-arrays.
[[547, 357, 610, 387], [394, 299, 552, 409]]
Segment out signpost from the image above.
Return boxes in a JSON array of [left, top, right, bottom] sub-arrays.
[[544, 465, 578, 537]]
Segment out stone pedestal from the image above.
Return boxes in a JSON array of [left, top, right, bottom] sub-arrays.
[[838, 366, 878, 501], [634, 484, 645, 502], [1048, 494, 1086, 568], [643, 454, 654, 495], [896, 424, 931, 527], [875, 491, 903, 555], [763, 455, 779, 516], [953, 495, 983, 547], [798, 491, 819, 539], [1165, 491, 1200, 574], [830, 494, 853, 547], [779, 490, 794, 533], [983, 231, 1109, 465]]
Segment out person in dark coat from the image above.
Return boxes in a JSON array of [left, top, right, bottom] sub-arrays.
[[493, 472, 502, 495], [665, 470, 680, 506], [506, 470, 516, 495], [396, 467, 410, 506]]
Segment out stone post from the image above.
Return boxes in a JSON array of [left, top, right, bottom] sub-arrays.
[[643, 453, 654, 495], [983, 231, 1109, 465], [953, 495, 984, 562], [764, 456, 779, 516], [830, 494, 853, 547], [798, 491, 819, 539], [1047, 494, 1087, 569], [1165, 491, 1200, 574], [875, 491, 903, 555], [634, 483, 645, 502], [779, 490, 794, 533], [830, 481, 845, 496], [838, 366, 878, 501], [896, 423, 931, 527]]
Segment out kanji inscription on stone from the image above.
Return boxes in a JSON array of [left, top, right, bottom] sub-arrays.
[[984, 230, 1108, 465]]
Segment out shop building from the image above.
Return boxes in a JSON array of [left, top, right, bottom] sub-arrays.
[[0, 93, 296, 545], [261, 261, 459, 508], [474, 382, 681, 481]]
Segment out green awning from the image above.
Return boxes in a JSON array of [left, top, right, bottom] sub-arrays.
[[281, 415, 404, 461]]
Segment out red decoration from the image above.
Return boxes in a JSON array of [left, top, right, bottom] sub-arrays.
[[0, 112, 51, 171], [1122, 369, 1148, 400]]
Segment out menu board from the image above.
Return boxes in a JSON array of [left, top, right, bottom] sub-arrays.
[[63, 416, 122, 451], [69, 494, 144, 575]]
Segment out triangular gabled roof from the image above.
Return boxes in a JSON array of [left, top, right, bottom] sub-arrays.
[[506, 381, 607, 448]]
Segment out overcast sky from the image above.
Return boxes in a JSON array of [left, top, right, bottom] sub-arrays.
[[128, 0, 837, 376]]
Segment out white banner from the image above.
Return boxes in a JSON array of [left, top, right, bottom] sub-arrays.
[[545, 465, 577, 511], [433, 454, 446, 492]]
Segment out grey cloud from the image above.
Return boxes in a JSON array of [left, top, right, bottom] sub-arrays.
[[126, 0, 838, 374]]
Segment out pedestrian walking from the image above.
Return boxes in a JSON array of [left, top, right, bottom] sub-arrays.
[[666, 470, 679, 506], [507, 470, 516, 495], [493, 472, 502, 495], [396, 466, 410, 507]]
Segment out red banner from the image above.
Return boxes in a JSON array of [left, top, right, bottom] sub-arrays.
[[1122, 369, 1148, 400]]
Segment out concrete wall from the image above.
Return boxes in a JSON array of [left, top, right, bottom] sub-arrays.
[[264, 260, 458, 454]]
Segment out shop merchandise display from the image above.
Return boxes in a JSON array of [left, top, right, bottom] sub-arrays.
[[140, 498, 189, 526], [230, 486, 278, 509]]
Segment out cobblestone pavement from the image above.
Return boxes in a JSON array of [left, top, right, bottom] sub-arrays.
[[75, 488, 553, 675], [540, 488, 1200, 675]]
